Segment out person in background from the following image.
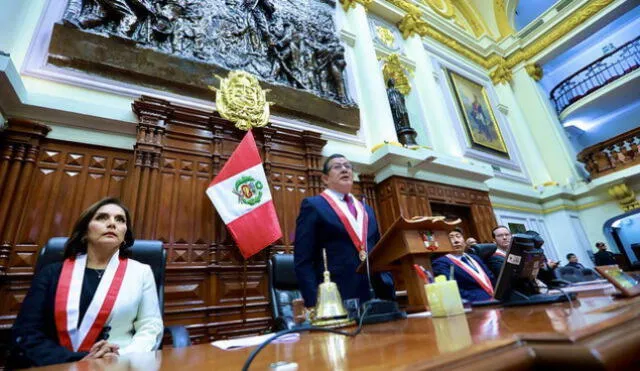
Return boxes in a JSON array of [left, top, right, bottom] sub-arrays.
[[594, 242, 617, 266], [9, 198, 163, 368], [484, 226, 512, 277], [565, 253, 585, 269], [432, 228, 495, 302]]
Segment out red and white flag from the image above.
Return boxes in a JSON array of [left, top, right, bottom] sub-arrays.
[[206, 130, 282, 259]]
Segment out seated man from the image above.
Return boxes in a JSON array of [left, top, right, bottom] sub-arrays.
[[565, 253, 585, 269], [432, 228, 495, 302], [485, 225, 511, 277]]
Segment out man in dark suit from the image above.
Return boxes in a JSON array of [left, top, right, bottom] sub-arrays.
[[484, 225, 511, 277], [294, 154, 394, 309], [432, 228, 495, 302], [565, 253, 585, 269], [594, 242, 617, 266]]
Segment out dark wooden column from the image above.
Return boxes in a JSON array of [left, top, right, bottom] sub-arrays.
[[128, 97, 169, 239], [0, 119, 50, 273]]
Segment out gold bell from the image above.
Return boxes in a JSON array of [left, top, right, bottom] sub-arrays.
[[312, 249, 355, 328]]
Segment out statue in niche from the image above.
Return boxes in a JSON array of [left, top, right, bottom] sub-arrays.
[[61, 0, 355, 106], [386, 78, 418, 147]]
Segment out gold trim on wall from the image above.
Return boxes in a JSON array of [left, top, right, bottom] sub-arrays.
[[493, 0, 515, 40], [384, 0, 615, 74], [525, 63, 543, 81], [340, 0, 373, 12]]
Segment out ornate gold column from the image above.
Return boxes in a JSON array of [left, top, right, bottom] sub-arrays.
[[0, 119, 50, 272], [608, 184, 640, 212]]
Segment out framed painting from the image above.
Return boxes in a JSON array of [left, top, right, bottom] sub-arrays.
[[447, 70, 509, 157]]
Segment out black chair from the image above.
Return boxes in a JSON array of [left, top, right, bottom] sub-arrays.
[[268, 253, 302, 331], [469, 243, 497, 261], [557, 266, 584, 283], [36, 237, 191, 349], [580, 268, 601, 282]]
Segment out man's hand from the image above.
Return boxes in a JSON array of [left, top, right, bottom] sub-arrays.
[[548, 260, 559, 269], [83, 340, 120, 360]]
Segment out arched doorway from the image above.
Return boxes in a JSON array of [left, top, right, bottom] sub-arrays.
[[603, 209, 640, 270]]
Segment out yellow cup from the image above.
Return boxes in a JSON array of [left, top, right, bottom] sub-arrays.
[[424, 275, 465, 317]]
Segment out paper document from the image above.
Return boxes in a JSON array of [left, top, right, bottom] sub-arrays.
[[211, 333, 300, 350]]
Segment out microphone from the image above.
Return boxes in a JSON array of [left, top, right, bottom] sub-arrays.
[[360, 197, 406, 324]]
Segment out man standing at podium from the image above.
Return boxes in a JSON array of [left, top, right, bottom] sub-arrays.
[[294, 154, 395, 309], [432, 228, 495, 302]]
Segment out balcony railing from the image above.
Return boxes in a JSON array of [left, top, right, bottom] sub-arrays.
[[577, 126, 640, 179], [550, 35, 640, 114]]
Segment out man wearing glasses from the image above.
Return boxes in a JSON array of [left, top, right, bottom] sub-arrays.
[[294, 154, 395, 310]]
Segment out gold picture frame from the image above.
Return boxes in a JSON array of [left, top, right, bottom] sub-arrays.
[[447, 70, 509, 157]]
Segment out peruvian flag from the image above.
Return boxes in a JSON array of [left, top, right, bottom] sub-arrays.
[[206, 130, 282, 259]]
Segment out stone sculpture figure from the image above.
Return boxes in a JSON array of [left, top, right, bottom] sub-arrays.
[[62, 0, 355, 106], [386, 78, 418, 146]]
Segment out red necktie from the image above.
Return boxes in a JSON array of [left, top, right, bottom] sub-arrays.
[[343, 194, 357, 218]]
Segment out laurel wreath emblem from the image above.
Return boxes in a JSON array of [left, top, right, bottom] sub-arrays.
[[233, 176, 264, 206]]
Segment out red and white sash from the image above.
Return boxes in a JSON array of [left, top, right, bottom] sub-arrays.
[[446, 254, 494, 297], [55, 253, 128, 352], [493, 249, 506, 258], [320, 190, 369, 259]]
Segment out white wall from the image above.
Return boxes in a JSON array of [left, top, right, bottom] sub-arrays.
[[544, 210, 595, 267]]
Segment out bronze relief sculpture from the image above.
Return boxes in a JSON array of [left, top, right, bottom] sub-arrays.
[[62, 0, 354, 106]]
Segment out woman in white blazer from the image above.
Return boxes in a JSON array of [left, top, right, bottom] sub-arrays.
[[9, 197, 164, 368]]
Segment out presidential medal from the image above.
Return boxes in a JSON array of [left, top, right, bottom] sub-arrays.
[[359, 249, 367, 261]]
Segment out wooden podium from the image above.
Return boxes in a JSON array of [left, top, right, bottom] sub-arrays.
[[358, 216, 460, 313]]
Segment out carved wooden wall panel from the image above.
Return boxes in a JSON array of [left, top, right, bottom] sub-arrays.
[[0, 124, 132, 336], [375, 176, 497, 242]]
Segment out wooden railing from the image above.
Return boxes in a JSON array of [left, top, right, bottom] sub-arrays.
[[577, 126, 640, 178], [550, 35, 640, 114]]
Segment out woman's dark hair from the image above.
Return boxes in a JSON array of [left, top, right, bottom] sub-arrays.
[[63, 197, 134, 259]]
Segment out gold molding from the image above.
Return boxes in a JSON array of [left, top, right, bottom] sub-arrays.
[[453, 0, 487, 38], [398, 13, 430, 39], [492, 198, 611, 215], [385, 0, 615, 76], [608, 184, 640, 212], [525, 63, 543, 81], [489, 59, 512, 85], [387, 0, 422, 15], [381, 53, 413, 95], [493, 0, 515, 40], [503, 0, 615, 69], [376, 25, 396, 47], [421, 0, 455, 19], [340, 0, 373, 12]]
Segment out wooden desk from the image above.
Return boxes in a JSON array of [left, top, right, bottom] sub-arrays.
[[29, 294, 640, 370]]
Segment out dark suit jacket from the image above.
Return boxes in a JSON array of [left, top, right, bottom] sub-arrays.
[[594, 250, 616, 266], [566, 262, 585, 269], [294, 195, 394, 307], [486, 254, 505, 278], [8, 263, 89, 369], [432, 254, 495, 302]]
